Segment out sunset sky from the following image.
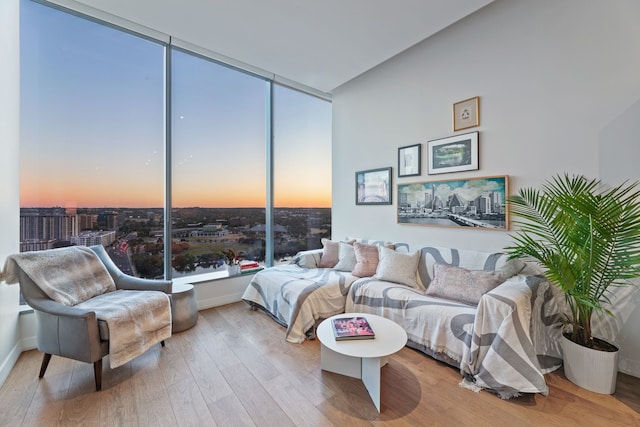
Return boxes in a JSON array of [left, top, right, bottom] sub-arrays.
[[20, 0, 331, 210]]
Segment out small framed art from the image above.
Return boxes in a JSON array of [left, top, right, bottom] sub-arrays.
[[398, 144, 421, 177], [453, 96, 480, 131], [355, 167, 392, 205], [427, 131, 479, 175]]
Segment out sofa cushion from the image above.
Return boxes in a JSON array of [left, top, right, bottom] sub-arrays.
[[352, 242, 395, 277], [346, 237, 410, 253], [333, 242, 357, 271], [425, 263, 506, 306], [318, 238, 340, 268], [292, 249, 322, 268], [373, 246, 420, 288], [417, 246, 525, 289]]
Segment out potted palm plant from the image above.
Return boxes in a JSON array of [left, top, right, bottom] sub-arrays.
[[505, 174, 640, 394]]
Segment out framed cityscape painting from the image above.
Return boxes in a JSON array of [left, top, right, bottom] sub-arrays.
[[397, 175, 508, 230], [356, 167, 392, 205]]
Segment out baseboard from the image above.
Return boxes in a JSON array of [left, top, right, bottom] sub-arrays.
[[619, 359, 640, 379], [197, 291, 244, 311], [0, 341, 22, 390], [21, 336, 37, 352]]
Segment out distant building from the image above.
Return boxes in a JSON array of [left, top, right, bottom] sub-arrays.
[[70, 230, 116, 246], [77, 214, 98, 231], [97, 212, 118, 230], [20, 208, 78, 242], [20, 239, 57, 252]]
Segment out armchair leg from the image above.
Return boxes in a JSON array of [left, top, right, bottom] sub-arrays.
[[39, 353, 52, 378], [93, 359, 102, 391]]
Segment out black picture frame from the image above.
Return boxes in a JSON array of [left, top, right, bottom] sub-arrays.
[[398, 144, 421, 177], [427, 131, 479, 175], [356, 167, 392, 205]]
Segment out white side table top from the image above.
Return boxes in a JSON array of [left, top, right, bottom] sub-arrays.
[[317, 313, 407, 359], [172, 283, 194, 294]]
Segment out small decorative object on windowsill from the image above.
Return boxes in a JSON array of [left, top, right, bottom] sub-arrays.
[[227, 264, 240, 276], [222, 248, 243, 276]]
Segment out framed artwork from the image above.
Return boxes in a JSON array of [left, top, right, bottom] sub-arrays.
[[356, 167, 392, 205], [397, 175, 508, 230], [453, 96, 480, 131], [427, 131, 479, 175], [398, 144, 421, 177]]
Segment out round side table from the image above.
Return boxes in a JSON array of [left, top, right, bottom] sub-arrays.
[[171, 283, 198, 332]]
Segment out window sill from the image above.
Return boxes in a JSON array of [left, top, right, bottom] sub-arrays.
[[171, 268, 263, 285]]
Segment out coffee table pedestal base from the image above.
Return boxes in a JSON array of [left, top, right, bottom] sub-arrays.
[[321, 343, 387, 412]]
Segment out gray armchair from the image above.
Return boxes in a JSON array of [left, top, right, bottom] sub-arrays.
[[17, 245, 172, 391]]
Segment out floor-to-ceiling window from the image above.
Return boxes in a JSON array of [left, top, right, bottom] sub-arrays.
[[20, 0, 166, 280], [273, 84, 332, 264], [19, 0, 331, 289], [170, 48, 267, 278]]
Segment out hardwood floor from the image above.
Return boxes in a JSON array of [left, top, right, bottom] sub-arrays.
[[1, 302, 638, 426]]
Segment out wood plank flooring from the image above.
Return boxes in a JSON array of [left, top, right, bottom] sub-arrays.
[[1, 302, 638, 426]]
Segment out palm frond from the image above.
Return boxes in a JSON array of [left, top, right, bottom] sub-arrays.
[[504, 174, 640, 347]]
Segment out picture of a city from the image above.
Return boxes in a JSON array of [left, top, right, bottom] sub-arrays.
[[397, 176, 508, 230]]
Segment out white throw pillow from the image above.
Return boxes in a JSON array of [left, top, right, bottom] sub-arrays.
[[333, 242, 357, 272], [373, 246, 420, 288]]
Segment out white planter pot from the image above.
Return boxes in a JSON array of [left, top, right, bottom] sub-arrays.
[[227, 264, 240, 276], [560, 334, 619, 394]]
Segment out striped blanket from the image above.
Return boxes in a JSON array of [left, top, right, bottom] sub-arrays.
[[242, 264, 359, 343], [346, 246, 566, 399]]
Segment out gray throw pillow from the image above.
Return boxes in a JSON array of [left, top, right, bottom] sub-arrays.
[[425, 263, 506, 306]]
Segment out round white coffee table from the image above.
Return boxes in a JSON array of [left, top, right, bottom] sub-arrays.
[[317, 313, 407, 412]]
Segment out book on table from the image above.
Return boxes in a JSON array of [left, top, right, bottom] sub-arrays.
[[331, 316, 375, 340]]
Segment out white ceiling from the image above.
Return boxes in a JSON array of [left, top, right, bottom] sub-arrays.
[[72, 0, 493, 94]]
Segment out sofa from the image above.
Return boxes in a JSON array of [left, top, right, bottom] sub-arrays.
[[242, 239, 566, 398], [241, 238, 409, 343]]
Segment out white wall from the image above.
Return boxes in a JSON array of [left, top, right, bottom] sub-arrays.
[[0, 0, 23, 388], [597, 98, 640, 376], [332, 0, 640, 376]]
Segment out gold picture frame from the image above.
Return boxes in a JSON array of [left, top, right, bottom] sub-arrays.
[[397, 175, 508, 230], [453, 96, 480, 131]]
